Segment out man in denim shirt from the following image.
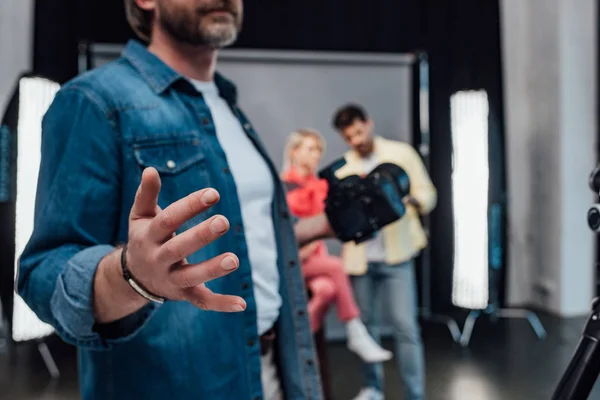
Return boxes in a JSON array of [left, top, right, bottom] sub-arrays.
[[17, 1, 337, 399]]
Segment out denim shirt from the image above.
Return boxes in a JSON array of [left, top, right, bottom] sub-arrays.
[[17, 40, 322, 400]]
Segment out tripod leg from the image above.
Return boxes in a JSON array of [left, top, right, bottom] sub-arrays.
[[495, 309, 547, 340], [550, 298, 600, 399], [425, 314, 462, 342], [459, 310, 481, 347], [446, 318, 462, 343], [525, 311, 547, 339], [38, 341, 60, 379]]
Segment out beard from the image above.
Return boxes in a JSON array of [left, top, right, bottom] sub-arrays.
[[157, 0, 243, 48], [356, 138, 375, 157]]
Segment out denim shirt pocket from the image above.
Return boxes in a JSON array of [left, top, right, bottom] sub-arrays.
[[132, 134, 205, 174], [131, 133, 215, 232]]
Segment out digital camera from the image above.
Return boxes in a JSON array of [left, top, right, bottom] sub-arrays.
[[319, 158, 411, 243]]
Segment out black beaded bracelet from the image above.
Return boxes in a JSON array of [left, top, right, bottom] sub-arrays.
[[121, 242, 166, 304]]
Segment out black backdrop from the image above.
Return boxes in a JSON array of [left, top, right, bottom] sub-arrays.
[[30, 0, 506, 313]]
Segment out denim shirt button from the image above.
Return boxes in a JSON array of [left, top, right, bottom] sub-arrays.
[[166, 160, 176, 169], [289, 260, 296, 267], [247, 338, 255, 347], [223, 167, 230, 174], [201, 117, 210, 125], [297, 310, 305, 317], [281, 211, 290, 219], [242, 282, 249, 290], [243, 123, 251, 131]]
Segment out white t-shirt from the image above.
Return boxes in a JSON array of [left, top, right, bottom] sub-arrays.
[[361, 153, 386, 262], [190, 79, 281, 335]]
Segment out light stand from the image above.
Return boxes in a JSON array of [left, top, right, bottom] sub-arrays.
[[414, 53, 461, 342], [460, 307, 547, 347], [446, 89, 546, 347], [551, 166, 600, 399], [459, 206, 548, 346], [459, 203, 547, 347]]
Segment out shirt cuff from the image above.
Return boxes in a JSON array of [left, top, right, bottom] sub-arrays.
[[50, 245, 158, 348]]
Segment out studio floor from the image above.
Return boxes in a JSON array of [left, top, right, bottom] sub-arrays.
[[0, 311, 598, 400]]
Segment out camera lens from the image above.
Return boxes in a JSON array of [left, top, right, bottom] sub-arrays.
[[588, 205, 600, 232]]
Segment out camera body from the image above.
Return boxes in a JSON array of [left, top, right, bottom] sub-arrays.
[[319, 157, 411, 243]]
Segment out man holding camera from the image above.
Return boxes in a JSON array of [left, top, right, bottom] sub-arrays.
[[17, 1, 333, 399], [332, 104, 437, 400]]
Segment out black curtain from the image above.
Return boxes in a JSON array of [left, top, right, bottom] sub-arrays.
[[32, 0, 506, 313], [33, 0, 80, 83]]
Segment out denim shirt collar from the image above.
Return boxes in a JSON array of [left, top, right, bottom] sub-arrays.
[[122, 40, 238, 104]]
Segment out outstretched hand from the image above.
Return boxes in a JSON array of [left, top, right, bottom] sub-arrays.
[[125, 167, 246, 312]]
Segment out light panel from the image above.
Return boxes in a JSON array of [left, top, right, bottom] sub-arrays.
[[450, 90, 490, 310], [12, 76, 59, 342]]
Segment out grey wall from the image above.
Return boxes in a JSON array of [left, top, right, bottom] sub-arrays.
[[216, 50, 413, 170], [0, 0, 34, 115], [501, 0, 597, 316]]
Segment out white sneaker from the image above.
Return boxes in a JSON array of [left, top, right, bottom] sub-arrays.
[[353, 387, 384, 400], [346, 318, 393, 363]]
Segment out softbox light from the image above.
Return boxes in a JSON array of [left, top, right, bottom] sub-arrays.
[[0, 74, 59, 345], [450, 89, 490, 310], [449, 90, 547, 347]]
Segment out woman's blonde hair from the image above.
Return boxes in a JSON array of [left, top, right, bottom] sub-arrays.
[[124, 0, 153, 43], [282, 128, 326, 174]]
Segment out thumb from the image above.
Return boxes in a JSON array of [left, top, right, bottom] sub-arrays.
[[130, 167, 161, 219]]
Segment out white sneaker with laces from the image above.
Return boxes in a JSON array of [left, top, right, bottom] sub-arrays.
[[352, 387, 384, 400], [346, 318, 393, 363]]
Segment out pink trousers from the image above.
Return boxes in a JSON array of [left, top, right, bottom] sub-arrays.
[[303, 251, 360, 332]]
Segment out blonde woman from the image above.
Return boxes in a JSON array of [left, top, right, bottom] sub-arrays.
[[281, 129, 392, 364]]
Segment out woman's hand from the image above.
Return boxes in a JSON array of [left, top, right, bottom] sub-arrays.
[[294, 213, 335, 248], [298, 241, 320, 262]]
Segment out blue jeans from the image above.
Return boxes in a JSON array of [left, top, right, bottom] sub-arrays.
[[351, 261, 425, 400]]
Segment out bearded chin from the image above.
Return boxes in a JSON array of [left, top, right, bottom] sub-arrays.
[[158, 12, 240, 48], [201, 24, 238, 48]]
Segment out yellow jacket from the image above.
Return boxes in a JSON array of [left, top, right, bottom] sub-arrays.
[[335, 136, 437, 275]]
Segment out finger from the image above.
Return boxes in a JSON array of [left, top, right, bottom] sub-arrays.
[[169, 253, 239, 288], [184, 285, 247, 313], [157, 215, 230, 264], [130, 168, 162, 220], [148, 188, 220, 242]]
